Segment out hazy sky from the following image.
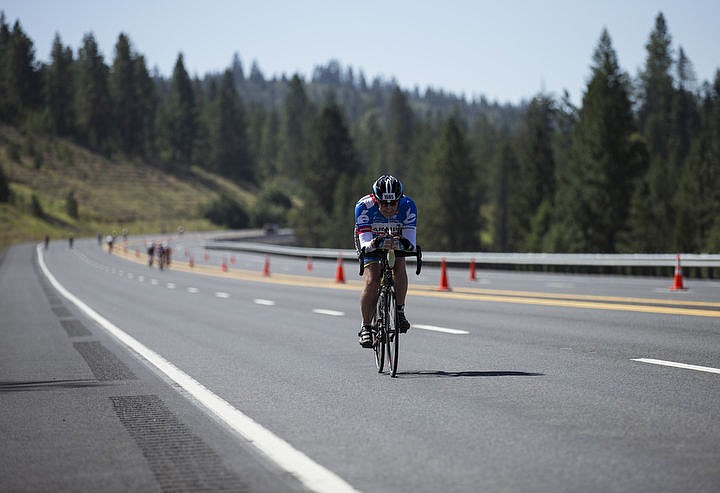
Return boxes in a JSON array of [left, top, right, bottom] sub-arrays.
[[3, 0, 718, 106]]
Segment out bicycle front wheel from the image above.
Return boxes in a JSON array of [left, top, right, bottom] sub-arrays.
[[385, 287, 399, 377], [372, 305, 384, 373]]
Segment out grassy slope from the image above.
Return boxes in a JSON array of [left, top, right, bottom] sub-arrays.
[[0, 124, 255, 250]]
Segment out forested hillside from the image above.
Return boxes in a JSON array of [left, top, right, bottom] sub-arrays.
[[0, 11, 718, 252]]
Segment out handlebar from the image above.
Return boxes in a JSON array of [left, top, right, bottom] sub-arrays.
[[358, 243, 423, 276]]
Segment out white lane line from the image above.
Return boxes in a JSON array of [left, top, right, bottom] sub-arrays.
[[150, 279, 158, 285], [138, 275, 145, 282], [166, 282, 176, 289], [413, 324, 469, 335], [215, 292, 230, 299], [254, 299, 276, 306], [631, 358, 720, 374], [37, 245, 360, 493], [187, 287, 199, 294], [313, 309, 345, 317]]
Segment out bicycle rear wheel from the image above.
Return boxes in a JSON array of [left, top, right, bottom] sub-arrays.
[[385, 288, 399, 377]]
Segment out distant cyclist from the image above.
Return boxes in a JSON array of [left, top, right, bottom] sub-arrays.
[[354, 175, 417, 348]]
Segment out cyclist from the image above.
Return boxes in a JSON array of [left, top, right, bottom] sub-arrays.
[[354, 174, 417, 348]]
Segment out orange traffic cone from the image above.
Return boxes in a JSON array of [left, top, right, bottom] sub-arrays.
[[670, 254, 687, 291], [437, 258, 451, 291], [189, 256, 194, 268], [469, 258, 477, 281], [335, 255, 346, 283], [306, 256, 313, 271], [263, 255, 270, 276], [221, 258, 228, 272]]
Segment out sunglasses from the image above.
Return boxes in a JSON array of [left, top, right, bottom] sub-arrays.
[[379, 200, 399, 207]]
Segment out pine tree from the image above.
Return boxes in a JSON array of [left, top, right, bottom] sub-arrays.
[[209, 69, 251, 181], [421, 116, 480, 250], [109, 33, 140, 155], [133, 54, 157, 158], [467, 112, 499, 245], [193, 77, 215, 164], [75, 33, 111, 151], [492, 139, 519, 251], [538, 91, 577, 252], [385, 86, 416, 183], [622, 14, 678, 252], [620, 155, 665, 253], [160, 54, 197, 167], [231, 52, 245, 83], [248, 60, 265, 85], [672, 71, 720, 252], [293, 97, 358, 247], [468, 112, 500, 182], [0, 14, 9, 110], [669, 47, 700, 170], [257, 107, 280, 181], [65, 190, 79, 219], [244, 102, 266, 179], [1, 20, 40, 123], [354, 108, 384, 178], [638, 13, 674, 158], [623, 17, 704, 253], [0, 163, 10, 202], [44, 34, 75, 136], [554, 29, 646, 253], [512, 96, 556, 250], [308, 96, 358, 186], [277, 75, 312, 184]]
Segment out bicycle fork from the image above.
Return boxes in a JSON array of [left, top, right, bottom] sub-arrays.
[[373, 289, 387, 344]]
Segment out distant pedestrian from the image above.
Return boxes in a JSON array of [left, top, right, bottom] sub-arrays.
[[44, 235, 49, 249], [106, 235, 114, 254], [157, 242, 165, 270], [68, 234, 74, 249], [147, 241, 155, 267]]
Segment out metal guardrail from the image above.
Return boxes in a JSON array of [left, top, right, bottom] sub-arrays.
[[203, 235, 720, 270]]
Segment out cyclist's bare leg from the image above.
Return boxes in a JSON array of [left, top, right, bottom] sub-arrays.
[[360, 263, 381, 325], [393, 258, 408, 306]]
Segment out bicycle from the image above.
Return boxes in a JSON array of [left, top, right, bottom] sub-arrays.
[[359, 237, 422, 377]]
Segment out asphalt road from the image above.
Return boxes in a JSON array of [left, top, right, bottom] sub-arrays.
[[2, 235, 719, 492]]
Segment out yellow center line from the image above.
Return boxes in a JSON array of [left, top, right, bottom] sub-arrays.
[[442, 285, 720, 308], [404, 289, 720, 318], [111, 244, 720, 318]]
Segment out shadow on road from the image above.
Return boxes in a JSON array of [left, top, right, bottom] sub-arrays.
[[397, 370, 544, 378]]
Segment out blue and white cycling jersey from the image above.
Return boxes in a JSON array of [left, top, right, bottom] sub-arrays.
[[354, 194, 417, 252]]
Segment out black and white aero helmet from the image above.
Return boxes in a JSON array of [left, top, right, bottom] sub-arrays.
[[372, 175, 404, 202]]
